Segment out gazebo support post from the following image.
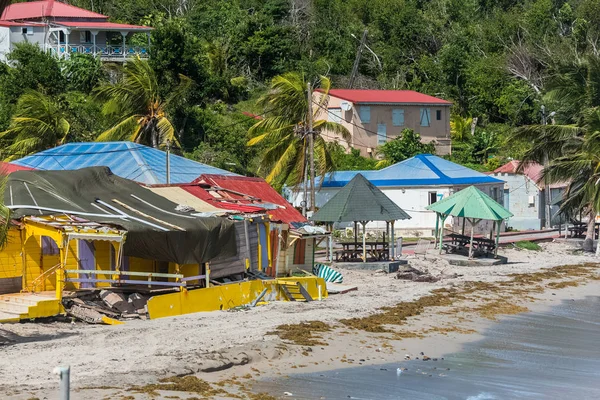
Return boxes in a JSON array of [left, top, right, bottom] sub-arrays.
[[439, 214, 447, 254], [494, 220, 501, 258], [468, 218, 481, 259], [489, 221, 495, 241], [386, 221, 390, 259], [329, 223, 334, 262], [434, 213, 440, 248], [362, 221, 367, 263], [391, 220, 396, 260], [354, 221, 358, 247], [462, 217, 466, 236]]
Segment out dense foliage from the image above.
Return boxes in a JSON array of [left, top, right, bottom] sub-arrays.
[[1, 0, 600, 178]]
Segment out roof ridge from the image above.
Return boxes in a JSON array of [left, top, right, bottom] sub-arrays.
[[416, 154, 451, 183]]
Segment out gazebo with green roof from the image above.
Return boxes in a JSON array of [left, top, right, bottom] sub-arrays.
[[312, 174, 411, 262], [426, 185, 513, 259]]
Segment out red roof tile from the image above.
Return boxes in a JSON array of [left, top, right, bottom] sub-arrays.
[[194, 175, 307, 224], [324, 89, 451, 105], [1, 1, 108, 21]]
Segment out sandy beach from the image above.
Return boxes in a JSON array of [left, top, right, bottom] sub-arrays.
[[1, 241, 600, 400]]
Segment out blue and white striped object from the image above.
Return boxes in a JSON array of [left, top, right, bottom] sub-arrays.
[[312, 264, 343, 283]]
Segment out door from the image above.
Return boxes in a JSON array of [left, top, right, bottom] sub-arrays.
[[78, 240, 96, 289]]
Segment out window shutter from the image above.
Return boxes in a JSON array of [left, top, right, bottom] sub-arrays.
[[359, 106, 371, 123], [392, 109, 404, 126], [377, 123, 387, 145]]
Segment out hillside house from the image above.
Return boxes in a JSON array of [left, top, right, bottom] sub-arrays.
[[317, 89, 452, 157], [492, 160, 567, 230], [0, 0, 151, 62]]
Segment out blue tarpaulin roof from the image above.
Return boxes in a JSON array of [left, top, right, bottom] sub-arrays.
[[319, 154, 502, 188], [11, 142, 237, 185]]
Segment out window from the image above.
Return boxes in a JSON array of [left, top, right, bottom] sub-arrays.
[[59, 31, 66, 43], [328, 108, 342, 124], [22, 27, 33, 35], [492, 187, 498, 202], [377, 123, 387, 145], [429, 191, 438, 205], [392, 109, 405, 126], [80, 31, 92, 43], [420, 108, 431, 127], [436, 110, 442, 121], [359, 106, 371, 123]]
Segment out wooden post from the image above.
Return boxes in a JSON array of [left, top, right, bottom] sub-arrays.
[[307, 81, 315, 212], [121, 31, 127, 59], [438, 214, 445, 254], [434, 213, 439, 247], [362, 221, 367, 263], [386, 221, 390, 259], [469, 218, 475, 260], [489, 221, 495, 241], [494, 220, 501, 258], [328, 223, 333, 262], [462, 217, 466, 236], [205, 263, 210, 288], [391, 220, 396, 259]]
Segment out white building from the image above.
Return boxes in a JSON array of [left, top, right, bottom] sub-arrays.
[[492, 160, 567, 230], [292, 154, 505, 237]]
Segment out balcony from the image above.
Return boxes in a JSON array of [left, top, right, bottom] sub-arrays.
[[49, 44, 149, 61]]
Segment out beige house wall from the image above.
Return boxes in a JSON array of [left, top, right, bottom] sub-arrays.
[[317, 94, 451, 157]]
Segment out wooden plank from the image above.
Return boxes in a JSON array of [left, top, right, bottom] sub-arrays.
[[280, 284, 296, 301], [65, 270, 183, 279], [67, 278, 184, 287], [297, 283, 313, 302]]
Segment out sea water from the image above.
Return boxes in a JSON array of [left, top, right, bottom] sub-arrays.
[[254, 296, 600, 399]]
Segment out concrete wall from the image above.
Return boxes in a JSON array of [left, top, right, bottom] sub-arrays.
[[0, 27, 10, 62], [317, 94, 452, 157], [9, 26, 46, 47], [492, 172, 542, 231]]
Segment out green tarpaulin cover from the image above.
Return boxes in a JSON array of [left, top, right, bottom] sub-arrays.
[[5, 167, 236, 264], [311, 174, 411, 222]]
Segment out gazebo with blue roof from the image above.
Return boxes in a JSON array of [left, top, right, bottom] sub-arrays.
[[293, 154, 505, 238], [10, 142, 237, 185]]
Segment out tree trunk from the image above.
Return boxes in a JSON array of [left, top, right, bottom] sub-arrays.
[[0, 1, 10, 15], [583, 209, 596, 252]]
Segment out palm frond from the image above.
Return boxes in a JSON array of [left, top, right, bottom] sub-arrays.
[[96, 115, 142, 142]]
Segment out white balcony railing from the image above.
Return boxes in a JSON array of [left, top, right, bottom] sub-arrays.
[[49, 44, 149, 60]]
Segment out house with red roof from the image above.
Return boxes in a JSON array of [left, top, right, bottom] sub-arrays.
[[0, 0, 151, 62], [492, 160, 567, 230], [317, 89, 452, 157]]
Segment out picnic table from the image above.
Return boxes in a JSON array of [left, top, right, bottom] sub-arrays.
[[444, 233, 496, 255], [335, 241, 390, 262]]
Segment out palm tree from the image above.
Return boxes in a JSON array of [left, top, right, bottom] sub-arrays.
[[450, 114, 473, 142], [512, 54, 600, 251], [0, 172, 11, 250], [0, 90, 70, 160], [248, 72, 350, 190], [95, 57, 192, 148]]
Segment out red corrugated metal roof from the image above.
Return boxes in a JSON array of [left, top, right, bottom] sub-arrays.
[[0, 162, 33, 173], [56, 21, 151, 30], [181, 185, 265, 213], [1, 1, 108, 21], [324, 89, 451, 105], [0, 21, 45, 26], [493, 160, 568, 189], [194, 175, 307, 224]]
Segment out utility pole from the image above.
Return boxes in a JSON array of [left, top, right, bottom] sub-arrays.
[[541, 105, 551, 229], [166, 139, 171, 185], [307, 81, 315, 213], [349, 29, 368, 89]]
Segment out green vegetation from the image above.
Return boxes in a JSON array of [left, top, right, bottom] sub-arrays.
[[0, 0, 599, 189], [514, 241, 542, 251]]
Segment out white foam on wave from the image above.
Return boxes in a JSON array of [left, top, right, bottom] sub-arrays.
[[466, 393, 497, 400]]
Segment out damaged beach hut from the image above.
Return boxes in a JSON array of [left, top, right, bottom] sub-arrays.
[[0, 167, 326, 323]]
